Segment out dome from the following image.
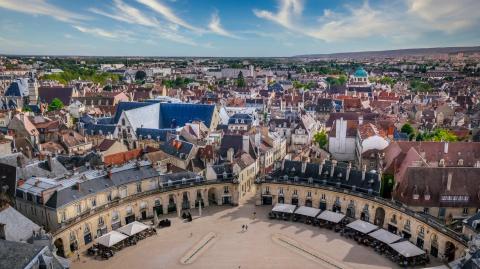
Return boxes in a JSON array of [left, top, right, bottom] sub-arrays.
[[354, 68, 368, 78]]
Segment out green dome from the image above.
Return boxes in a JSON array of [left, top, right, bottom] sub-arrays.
[[354, 68, 368, 78]]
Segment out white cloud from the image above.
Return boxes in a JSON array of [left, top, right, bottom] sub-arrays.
[[0, 0, 87, 23], [253, 0, 480, 42], [89, 0, 158, 27], [137, 0, 202, 32], [407, 0, 480, 33], [90, 0, 196, 46], [253, 0, 303, 29], [73, 25, 124, 39], [208, 12, 239, 39]]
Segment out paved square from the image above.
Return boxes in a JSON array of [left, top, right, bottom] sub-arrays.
[[73, 198, 443, 269]]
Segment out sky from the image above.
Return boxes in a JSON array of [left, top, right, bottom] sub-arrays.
[[0, 0, 479, 57]]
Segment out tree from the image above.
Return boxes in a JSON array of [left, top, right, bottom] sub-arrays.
[[48, 98, 64, 112], [313, 130, 328, 149], [236, 71, 246, 87], [400, 123, 414, 135], [425, 129, 458, 142], [135, 70, 146, 81]]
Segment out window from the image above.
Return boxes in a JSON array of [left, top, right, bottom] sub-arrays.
[[107, 192, 112, 202], [423, 207, 429, 214], [307, 191, 312, 197], [122, 119, 126, 126], [321, 193, 326, 200], [279, 188, 284, 194], [98, 216, 104, 226], [75, 204, 81, 214], [265, 186, 270, 194], [60, 211, 66, 222], [112, 211, 119, 221], [136, 182, 142, 193], [293, 189, 298, 196], [91, 198, 96, 207], [463, 208, 469, 215], [119, 187, 127, 198], [224, 186, 229, 194]]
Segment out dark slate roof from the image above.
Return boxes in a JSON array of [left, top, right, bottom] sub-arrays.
[[228, 113, 253, 125], [273, 160, 381, 195], [136, 128, 176, 142], [159, 138, 194, 160], [79, 114, 96, 125], [97, 117, 114, 124], [326, 84, 347, 94], [268, 83, 284, 92], [38, 87, 73, 105], [0, 240, 45, 269], [5, 78, 29, 97], [159, 103, 215, 128], [113, 101, 152, 123], [84, 123, 116, 136], [45, 162, 158, 208], [463, 211, 480, 230], [159, 171, 200, 184]]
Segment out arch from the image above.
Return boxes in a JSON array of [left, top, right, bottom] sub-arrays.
[[416, 225, 425, 249], [444, 241, 456, 262], [430, 233, 439, 257], [181, 191, 190, 210], [139, 201, 148, 220], [83, 223, 92, 245], [153, 198, 163, 216], [374, 207, 386, 227], [208, 187, 217, 205], [346, 200, 356, 218], [168, 194, 177, 213], [54, 238, 65, 258], [195, 189, 204, 208]]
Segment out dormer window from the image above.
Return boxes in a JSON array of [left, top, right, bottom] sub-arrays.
[[439, 159, 445, 167], [412, 185, 419, 200], [458, 159, 464, 166]]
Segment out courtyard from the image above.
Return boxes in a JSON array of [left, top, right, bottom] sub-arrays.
[[72, 197, 443, 269]]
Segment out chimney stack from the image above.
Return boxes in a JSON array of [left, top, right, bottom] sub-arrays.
[[444, 142, 449, 154], [447, 172, 452, 192], [361, 164, 367, 181], [330, 160, 337, 178], [301, 162, 307, 174], [227, 148, 234, 163], [319, 159, 325, 176], [346, 162, 352, 181]]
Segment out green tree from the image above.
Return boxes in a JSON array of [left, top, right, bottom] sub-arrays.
[[424, 129, 458, 142], [313, 130, 328, 149], [48, 98, 64, 112], [135, 70, 147, 81], [400, 123, 414, 135], [236, 71, 246, 87]]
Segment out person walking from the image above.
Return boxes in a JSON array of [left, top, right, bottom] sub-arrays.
[[242, 225, 245, 232], [76, 251, 80, 262], [245, 224, 248, 231]]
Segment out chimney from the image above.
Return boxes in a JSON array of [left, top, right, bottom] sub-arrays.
[[330, 160, 337, 178], [301, 162, 307, 174], [76, 182, 81, 192], [242, 135, 250, 153], [227, 148, 234, 163], [444, 142, 449, 154], [0, 223, 5, 240], [16, 155, 25, 168], [446, 172, 452, 192], [47, 155, 53, 172], [346, 162, 352, 181], [361, 164, 367, 181], [319, 159, 325, 176]]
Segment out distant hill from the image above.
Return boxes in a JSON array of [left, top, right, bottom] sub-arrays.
[[294, 46, 480, 59]]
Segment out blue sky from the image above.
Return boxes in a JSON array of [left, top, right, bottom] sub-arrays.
[[0, 0, 479, 57]]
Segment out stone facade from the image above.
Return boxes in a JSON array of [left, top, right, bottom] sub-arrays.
[[255, 181, 467, 261]]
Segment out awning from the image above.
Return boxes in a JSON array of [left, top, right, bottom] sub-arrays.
[[272, 203, 296, 214], [294, 206, 321, 218], [368, 229, 402, 244], [388, 240, 425, 258], [95, 231, 128, 247], [346, 219, 378, 234], [316, 210, 345, 223], [117, 221, 150, 236]]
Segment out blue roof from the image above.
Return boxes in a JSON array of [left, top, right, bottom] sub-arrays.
[[84, 123, 116, 135], [354, 68, 368, 78], [267, 82, 284, 92], [113, 101, 152, 123], [5, 79, 29, 97], [136, 128, 176, 142], [97, 117, 114, 124], [159, 103, 215, 128]]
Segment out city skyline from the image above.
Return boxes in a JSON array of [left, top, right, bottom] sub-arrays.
[[0, 0, 479, 57]]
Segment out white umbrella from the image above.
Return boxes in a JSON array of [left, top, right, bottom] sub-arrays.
[[96, 231, 128, 247], [117, 221, 150, 236]]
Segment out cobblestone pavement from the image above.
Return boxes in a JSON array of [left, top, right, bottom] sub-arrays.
[[73, 197, 443, 269]]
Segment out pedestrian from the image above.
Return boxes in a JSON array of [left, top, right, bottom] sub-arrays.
[[245, 224, 248, 231], [253, 211, 256, 220], [76, 251, 80, 261], [189, 232, 193, 237], [242, 224, 245, 231]]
